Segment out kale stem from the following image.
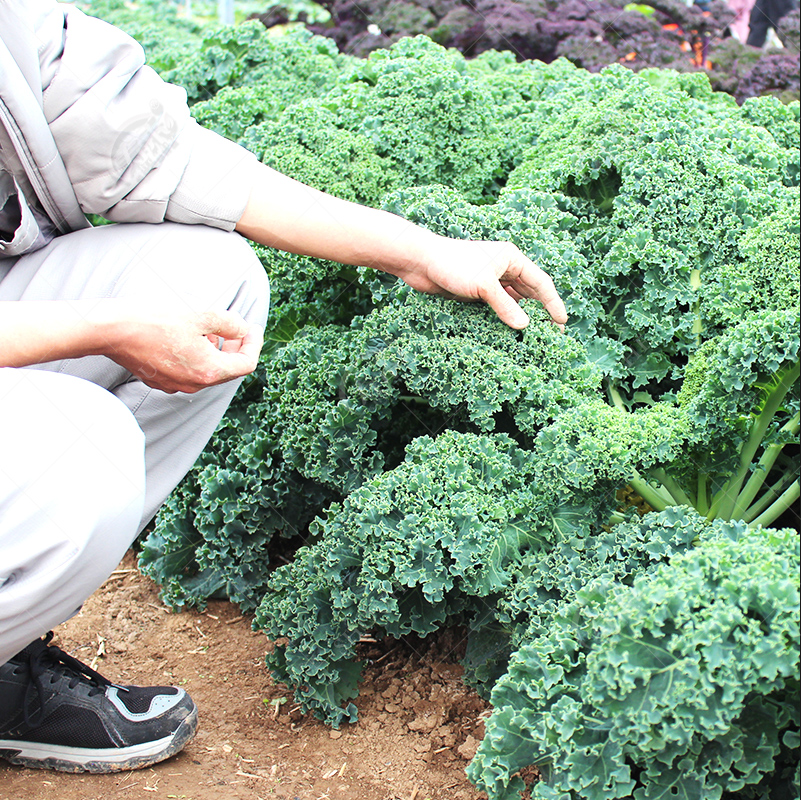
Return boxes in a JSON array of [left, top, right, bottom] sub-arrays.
[[743, 472, 797, 523], [606, 383, 676, 507], [607, 382, 628, 412], [706, 481, 727, 520], [696, 470, 709, 516], [714, 360, 800, 521], [749, 479, 800, 528], [690, 268, 702, 348], [652, 468, 695, 508], [730, 410, 800, 522], [629, 474, 669, 512]]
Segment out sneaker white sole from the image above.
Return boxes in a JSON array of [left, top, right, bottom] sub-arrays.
[[0, 705, 198, 773]]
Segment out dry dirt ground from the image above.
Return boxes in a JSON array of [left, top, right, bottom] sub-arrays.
[[0, 550, 496, 800]]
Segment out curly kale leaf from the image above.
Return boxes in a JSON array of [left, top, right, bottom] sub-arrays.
[[736, 53, 801, 108], [468, 510, 801, 800], [464, 504, 710, 695], [532, 398, 691, 508], [539, 308, 801, 527], [162, 22, 349, 104], [503, 67, 793, 393], [380, 78, 798, 402], [325, 36, 512, 204], [191, 84, 288, 142], [676, 308, 800, 525], [228, 36, 522, 205], [262, 292, 599, 495], [240, 102, 394, 206], [705, 189, 800, 328], [253, 430, 547, 726], [138, 402, 336, 611]]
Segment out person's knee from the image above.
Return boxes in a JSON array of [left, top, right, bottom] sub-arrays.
[[222, 231, 271, 328], [114, 223, 270, 326], [1, 369, 145, 544], [0, 371, 145, 660]]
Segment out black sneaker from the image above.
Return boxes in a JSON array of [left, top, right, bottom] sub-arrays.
[[0, 632, 198, 773]]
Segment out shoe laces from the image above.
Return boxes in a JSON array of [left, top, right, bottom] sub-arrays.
[[18, 632, 112, 728]]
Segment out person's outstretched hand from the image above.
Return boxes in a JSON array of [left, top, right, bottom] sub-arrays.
[[396, 237, 568, 330], [236, 165, 567, 331]]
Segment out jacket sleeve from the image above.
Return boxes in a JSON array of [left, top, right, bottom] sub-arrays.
[[35, 1, 257, 230]]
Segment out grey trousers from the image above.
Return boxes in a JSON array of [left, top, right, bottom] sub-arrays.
[[0, 222, 270, 663]]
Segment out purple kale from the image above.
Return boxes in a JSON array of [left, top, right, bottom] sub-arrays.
[[302, 0, 797, 101], [777, 6, 800, 52], [736, 52, 800, 103]]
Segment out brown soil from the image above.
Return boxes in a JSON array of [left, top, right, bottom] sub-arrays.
[[1, 550, 491, 800]]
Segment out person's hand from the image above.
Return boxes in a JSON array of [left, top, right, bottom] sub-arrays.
[[97, 304, 263, 394], [398, 237, 568, 330], [235, 166, 567, 330]]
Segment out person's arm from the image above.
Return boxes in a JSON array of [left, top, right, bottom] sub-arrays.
[[236, 164, 568, 331], [0, 300, 262, 394]]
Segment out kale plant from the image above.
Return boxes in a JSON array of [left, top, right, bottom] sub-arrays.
[[297, 0, 801, 102], [469, 511, 801, 800], [254, 430, 545, 724], [307, 0, 736, 71]]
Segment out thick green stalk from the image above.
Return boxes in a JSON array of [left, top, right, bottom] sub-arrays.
[[750, 479, 800, 528], [607, 382, 678, 512], [713, 360, 800, 521], [730, 411, 800, 521], [607, 381, 627, 413], [690, 268, 703, 349], [706, 487, 725, 520], [652, 467, 695, 508], [696, 471, 709, 516], [692, 452, 710, 515], [629, 475, 670, 512], [743, 473, 798, 523]]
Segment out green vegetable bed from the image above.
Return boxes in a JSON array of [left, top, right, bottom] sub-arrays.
[[86, 7, 800, 798]]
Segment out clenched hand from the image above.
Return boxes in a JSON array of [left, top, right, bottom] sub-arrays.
[[104, 306, 263, 394]]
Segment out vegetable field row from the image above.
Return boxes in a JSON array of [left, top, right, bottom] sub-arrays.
[[87, 4, 801, 798]]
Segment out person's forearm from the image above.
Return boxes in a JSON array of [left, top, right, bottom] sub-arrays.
[[0, 300, 112, 367], [235, 162, 568, 329], [235, 164, 439, 279], [1, 299, 262, 393]]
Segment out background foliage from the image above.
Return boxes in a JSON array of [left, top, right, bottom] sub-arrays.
[[297, 0, 800, 103]]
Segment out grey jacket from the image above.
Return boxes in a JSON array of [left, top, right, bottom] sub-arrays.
[[0, 0, 258, 258]]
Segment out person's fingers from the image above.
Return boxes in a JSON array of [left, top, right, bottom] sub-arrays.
[[209, 324, 264, 381], [220, 336, 243, 353], [503, 252, 568, 326], [534, 275, 568, 326], [196, 310, 250, 340], [238, 324, 264, 364], [480, 280, 530, 329]]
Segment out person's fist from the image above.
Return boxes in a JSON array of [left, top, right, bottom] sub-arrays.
[[100, 304, 263, 394]]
